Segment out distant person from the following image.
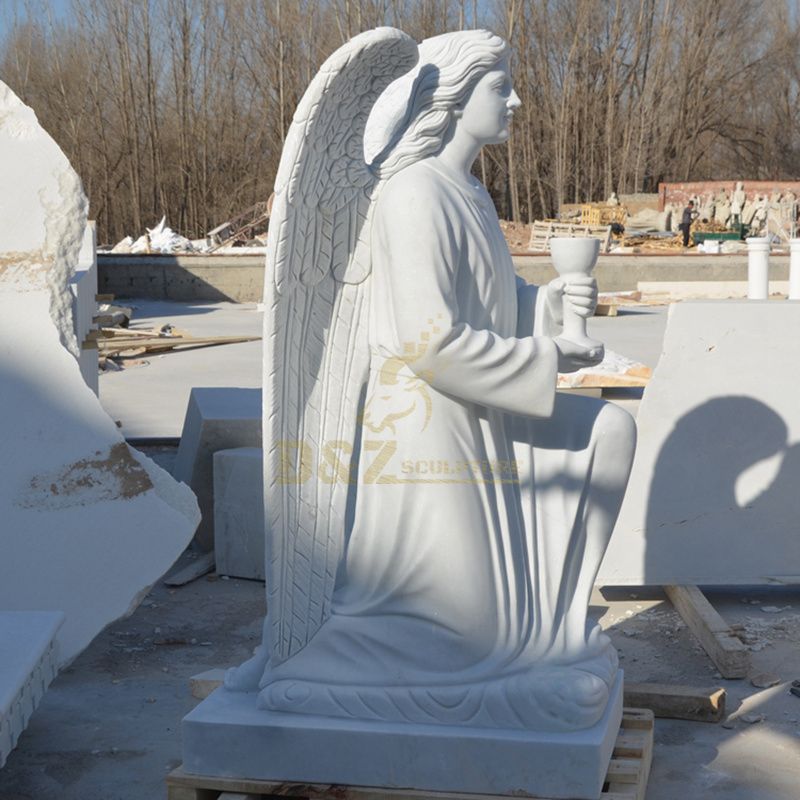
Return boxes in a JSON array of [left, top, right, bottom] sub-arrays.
[[679, 200, 696, 247]]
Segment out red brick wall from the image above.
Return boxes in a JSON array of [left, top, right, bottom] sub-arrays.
[[658, 181, 800, 210]]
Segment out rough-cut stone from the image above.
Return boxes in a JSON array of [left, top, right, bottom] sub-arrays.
[[0, 81, 199, 665], [599, 300, 800, 585], [214, 448, 265, 580], [69, 222, 99, 394], [174, 387, 262, 550], [0, 611, 63, 768]]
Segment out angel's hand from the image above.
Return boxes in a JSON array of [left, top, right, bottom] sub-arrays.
[[554, 336, 604, 373], [561, 275, 598, 319], [545, 275, 598, 324]]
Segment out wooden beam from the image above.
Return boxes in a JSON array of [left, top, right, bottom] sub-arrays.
[[664, 585, 749, 679], [624, 681, 725, 722]]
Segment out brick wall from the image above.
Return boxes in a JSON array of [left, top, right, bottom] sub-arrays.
[[658, 180, 800, 210]]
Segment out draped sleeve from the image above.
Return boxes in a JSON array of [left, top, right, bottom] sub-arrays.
[[515, 276, 562, 339], [371, 165, 558, 419]]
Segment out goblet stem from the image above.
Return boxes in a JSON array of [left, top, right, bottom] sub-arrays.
[[559, 273, 603, 355]]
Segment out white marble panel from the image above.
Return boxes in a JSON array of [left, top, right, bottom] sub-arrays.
[[600, 300, 800, 585]]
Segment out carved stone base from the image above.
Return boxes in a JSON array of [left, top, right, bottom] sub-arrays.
[[182, 670, 623, 800]]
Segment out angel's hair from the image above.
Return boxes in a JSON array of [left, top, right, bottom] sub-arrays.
[[372, 30, 508, 179]]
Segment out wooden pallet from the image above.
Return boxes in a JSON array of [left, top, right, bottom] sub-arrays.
[[528, 220, 613, 253], [166, 708, 653, 800]]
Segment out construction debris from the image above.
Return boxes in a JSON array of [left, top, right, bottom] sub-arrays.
[[110, 217, 196, 255], [103, 202, 271, 255], [205, 200, 271, 252], [89, 326, 260, 368]]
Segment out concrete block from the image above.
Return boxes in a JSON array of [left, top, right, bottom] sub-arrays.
[[0, 611, 64, 768], [599, 300, 800, 585], [213, 448, 264, 580], [174, 388, 261, 550]]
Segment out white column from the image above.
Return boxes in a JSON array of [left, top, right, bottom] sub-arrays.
[[746, 237, 770, 300], [789, 239, 800, 300]]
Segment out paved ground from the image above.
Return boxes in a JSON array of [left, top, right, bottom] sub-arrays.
[[2, 299, 799, 799], [99, 299, 669, 438]]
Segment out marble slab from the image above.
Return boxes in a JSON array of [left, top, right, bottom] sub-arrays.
[[599, 300, 800, 585], [213, 447, 265, 580], [182, 672, 623, 800], [0, 611, 64, 768]]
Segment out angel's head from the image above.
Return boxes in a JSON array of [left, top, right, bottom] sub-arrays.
[[369, 30, 514, 178]]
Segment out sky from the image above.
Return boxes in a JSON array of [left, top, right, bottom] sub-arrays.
[[0, 0, 71, 41]]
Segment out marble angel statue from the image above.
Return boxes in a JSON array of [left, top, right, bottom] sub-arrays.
[[227, 27, 636, 734]]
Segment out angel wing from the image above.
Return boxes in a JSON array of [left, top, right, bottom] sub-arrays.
[[264, 28, 418, 665]]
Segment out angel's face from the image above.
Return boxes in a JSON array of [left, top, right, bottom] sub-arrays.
[[456, 57, 521, 146]]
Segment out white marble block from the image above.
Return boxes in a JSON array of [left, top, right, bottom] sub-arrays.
[[0, 81, 200, 665], [174, 388, 262, 551], [184, 675, 623, 799], [0, 611, 64, 768], [600, 300, 800, 585], [213, 447, 265, 580]]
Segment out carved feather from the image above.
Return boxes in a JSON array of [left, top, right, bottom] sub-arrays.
[[264, 28, 418, 664]]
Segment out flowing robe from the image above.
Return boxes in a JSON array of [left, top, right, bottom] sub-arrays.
[[260, 160, 634, 732]]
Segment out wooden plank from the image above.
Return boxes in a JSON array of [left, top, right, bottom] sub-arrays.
[[624, 681, 725, 722], [612, 731, 646, 759], [620, 707, 655, 730], [97, 334, 260, 356], [664, 585, 749, 679], [594, 303, 619, 317], [190, 668, 226, 700]]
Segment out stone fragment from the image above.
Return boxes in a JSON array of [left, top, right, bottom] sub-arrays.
[[750, 673, 780, 689], [174, 388, 261, 550], [0, 81, 199, 665], [213, 448, 265, 580], [741, 713, 766, 724]]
